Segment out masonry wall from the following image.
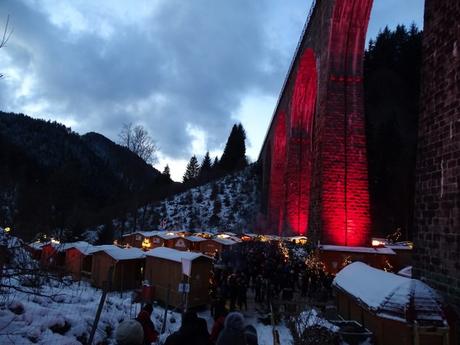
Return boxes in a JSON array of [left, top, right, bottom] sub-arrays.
[[412, 0, 460, 337], [259, 0, 372, 245]]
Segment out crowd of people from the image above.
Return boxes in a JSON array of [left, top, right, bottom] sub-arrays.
[[210, 241, 334, 312], [115, 240, 334, 345]]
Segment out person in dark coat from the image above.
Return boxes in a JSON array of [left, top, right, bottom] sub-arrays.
[[164, 310, 212, 345], [210, 300, 228, 344], [136, 304, 158, 345], [216, 312, 247, 345]]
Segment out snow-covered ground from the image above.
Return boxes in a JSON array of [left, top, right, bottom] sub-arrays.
[[0, 277, 294, 345]]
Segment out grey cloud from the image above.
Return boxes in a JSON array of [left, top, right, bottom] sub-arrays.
[[0, 0, 285, 158]]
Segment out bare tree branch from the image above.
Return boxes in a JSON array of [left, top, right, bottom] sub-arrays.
[[0, 15, 13, 79]]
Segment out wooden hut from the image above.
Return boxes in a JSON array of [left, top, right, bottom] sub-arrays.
[[64, 242, 94, 280], [144, 247, 213, 308], [40, 242, 66, 268], [122, 231, 161, 249], [171, 237, 191, 251], [91, 246, 145, 291], [200, 238, 237, 256], [185, 236, 207, 252], [319, 245, 396, 274], [333, 262, 449, 345], [27, 242, 45, 261], [386, 243, 413, 271], [153, 233, 180, 249]]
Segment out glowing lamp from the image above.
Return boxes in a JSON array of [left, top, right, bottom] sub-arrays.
[[372, 239, 385, 247], [142, 238, 151, 250], [4, 227, 11, 233]]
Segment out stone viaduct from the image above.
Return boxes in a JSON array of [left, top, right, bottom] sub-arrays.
[[258, 0, 373, 246]]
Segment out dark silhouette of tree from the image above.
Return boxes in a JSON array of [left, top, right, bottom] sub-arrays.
[[183, 156, 199, 183], [162, 164, 171, 179], [198, 151, 212, 182], [219, 123, 247, 172], [118, 122, 158, 164], [364, 24, 422, 239]]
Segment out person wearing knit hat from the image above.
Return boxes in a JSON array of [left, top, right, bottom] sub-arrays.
[[115, 319, 144, 345], [216, 312, 247, 345]]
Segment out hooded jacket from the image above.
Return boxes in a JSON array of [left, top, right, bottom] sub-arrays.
[[216, 312, 247, 345]]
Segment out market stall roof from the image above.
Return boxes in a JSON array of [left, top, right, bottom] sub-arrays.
[[333, 262, 446, 325], [186, 236, 206, 242], [397, 266, 412, 278], [320, 245, 395, 255], [212, 238, 237, 246], [146, 247, 211, 263], [122, 230, 161, 238], [90, 245, 146, 261]]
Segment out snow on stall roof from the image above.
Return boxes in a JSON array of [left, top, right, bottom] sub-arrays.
[[156, 233, 180, 240], [333, 262, 446, 324], [212, 238, 237, 246], [398, 266, 412, 278], [146, 247, 210, 263], [90, 245, 146, 261], [122, 230, 162, 238], [28, 241, 46, 250], [186, 236, 206, 242], [320, 244, 395, 255]]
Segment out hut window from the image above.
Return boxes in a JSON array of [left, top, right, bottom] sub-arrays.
[[136, 235, 141, 241]]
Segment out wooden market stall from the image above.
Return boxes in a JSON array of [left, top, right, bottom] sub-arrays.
[[64, 242, 94, 280], [152, 233, 180, 249], [171, 236, 191, 251], [40, 242, 66, 268], [200, 238, 237, 257], [333, 262, 449, 345], [144, 247, 213, 308], [185, 236, 207, 252], [319, 245, 396, 274], [91, 246, 146, 291]]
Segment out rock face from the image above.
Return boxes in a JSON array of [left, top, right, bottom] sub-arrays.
[[413, 0, 460, 334]]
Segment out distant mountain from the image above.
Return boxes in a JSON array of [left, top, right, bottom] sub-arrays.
[[0, 111, 173, 240]]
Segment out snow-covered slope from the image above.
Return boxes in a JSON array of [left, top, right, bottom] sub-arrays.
[[84, 165, 260, 241]]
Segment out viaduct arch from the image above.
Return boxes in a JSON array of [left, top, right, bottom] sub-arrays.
[[259, 0, 373, 246]]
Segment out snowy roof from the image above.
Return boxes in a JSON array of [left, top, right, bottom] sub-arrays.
[[386, 243, 413, 251], [398, 266, 412, 278], [320, 245, 395, 255], [223, 232, 237, 236], [242, 233, 258, 238], [212, 238, 237, 246], [91, 245, 146, 261], [28, 241, 46, 250], [122, 230, 161, 238], [146, 247, 211, 263], [155, 233, 180, 240], [186, 236, 206, 242], [58, 241, 92, 253], [333, 262, 446, 324]]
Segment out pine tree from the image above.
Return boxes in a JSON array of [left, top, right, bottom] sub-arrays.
[[162, 164, 171, 179], [198, 151, 212, 181], [219, 123, 247, 172], [183, 155, 199, 183]]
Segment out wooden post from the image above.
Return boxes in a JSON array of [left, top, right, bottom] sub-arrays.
[[161, 284, 171, 334], [89, 266, 114, 344]]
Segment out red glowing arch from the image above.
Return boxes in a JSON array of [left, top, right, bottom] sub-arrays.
[[268, 111, 287, 235], [285, 48, 317, 235]]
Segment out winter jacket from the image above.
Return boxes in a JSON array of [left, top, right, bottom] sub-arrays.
[[164, 311, 212, 345], [136, 310, 158, 344], [210, 315, 225, 343], [216, 312, 247, 345]]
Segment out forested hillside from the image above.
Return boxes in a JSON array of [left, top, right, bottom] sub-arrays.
[[364, 24, 422, 238], [0, 112, 173, 240]]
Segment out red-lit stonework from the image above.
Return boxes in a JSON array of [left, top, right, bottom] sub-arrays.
[[259, 0, 373, 246]]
